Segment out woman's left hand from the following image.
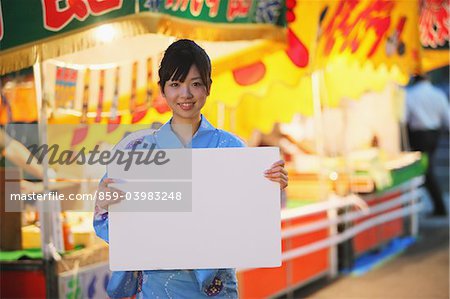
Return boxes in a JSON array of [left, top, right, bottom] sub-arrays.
[[264, 159, 288, 189]]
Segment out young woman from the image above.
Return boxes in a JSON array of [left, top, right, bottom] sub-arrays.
[[94, 39, 288, 298]]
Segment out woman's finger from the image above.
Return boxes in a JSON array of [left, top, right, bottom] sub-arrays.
[[271, 160, 285, 168], [266, 173, 288, 182], [264, 171, 288, 179], [264, 172, 280, 178], [264, 166, 288, 175], [264, 166, 282, 174], [96, 178, 125, 209]]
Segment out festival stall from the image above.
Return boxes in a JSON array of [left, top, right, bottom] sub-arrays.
[[221, 0, 439, 297], [0, 1, 287, 298]]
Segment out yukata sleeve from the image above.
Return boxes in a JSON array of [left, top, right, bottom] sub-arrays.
[[93, 174, 110, 243], [220, 131, 246, 148], [92, 132, 155, 244]]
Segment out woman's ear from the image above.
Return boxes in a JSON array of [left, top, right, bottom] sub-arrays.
[[159, 84, 165, 97], [206, 80, 212, 95]]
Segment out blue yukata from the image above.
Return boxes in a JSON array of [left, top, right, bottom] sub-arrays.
[[94, 115, 245, 298]]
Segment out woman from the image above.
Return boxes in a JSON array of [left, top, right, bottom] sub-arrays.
[[94, 39, 288, 298]]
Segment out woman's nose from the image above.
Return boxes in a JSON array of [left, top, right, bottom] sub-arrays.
[[180, 85, 193, 98]]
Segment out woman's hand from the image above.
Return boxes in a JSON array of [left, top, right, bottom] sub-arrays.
[[264, 160, 288, 189], [20, 180, 42, 194], [95, 178, 126, 210]]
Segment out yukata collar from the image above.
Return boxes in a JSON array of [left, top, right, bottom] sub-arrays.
[[155, 115, 215, 148], [194, 114, 216, 136]]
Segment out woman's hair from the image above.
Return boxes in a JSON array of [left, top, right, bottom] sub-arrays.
[[158, 39, 212, 93]]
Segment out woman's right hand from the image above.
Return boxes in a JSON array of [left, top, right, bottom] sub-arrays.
[[95, 178, 126, 210]]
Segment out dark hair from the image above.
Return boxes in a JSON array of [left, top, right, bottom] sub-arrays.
[[158, 39, 212, 94]]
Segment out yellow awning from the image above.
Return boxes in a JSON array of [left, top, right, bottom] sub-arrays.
[[201, 0, 421, 138]]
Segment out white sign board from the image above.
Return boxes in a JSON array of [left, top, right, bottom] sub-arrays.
[[108, 147, 281, 271]]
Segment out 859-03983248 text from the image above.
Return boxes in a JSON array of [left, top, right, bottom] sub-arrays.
[[96, 191, 183, 201], [8, 191, 184, 201]]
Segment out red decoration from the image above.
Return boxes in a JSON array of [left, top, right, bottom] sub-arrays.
[[152, 92, 171, 114], [227, 0, 252, 21], [71, 125, 89, 147], [286, 10, 295, 23], [232, 62, 266, 86], [285, 28, 309, 68], [286, 0, 296, 9], [322, 0, 395, 58], [420, 0, 449, 48], [42, 0, 122, 31], [284, 0, 309, 68], [131, 109, 148, 123], [107, 118, 121, 133], [285, 0, 296, 23]]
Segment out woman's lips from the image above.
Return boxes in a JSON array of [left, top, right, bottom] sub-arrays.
[[178, 102, 195, 111]]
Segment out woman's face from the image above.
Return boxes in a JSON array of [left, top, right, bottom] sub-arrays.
[[162, 64, 208, 124]]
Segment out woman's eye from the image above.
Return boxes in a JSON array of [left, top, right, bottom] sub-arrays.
[[192, 82, 203, 87], [169, 82, 179, 87]]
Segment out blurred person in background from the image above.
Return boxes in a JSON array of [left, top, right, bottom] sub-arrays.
[[406, 74, 449, 217], [0, 128, 57, 193], [0, 128, 44, 180]]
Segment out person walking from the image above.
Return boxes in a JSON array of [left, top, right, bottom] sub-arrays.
[[406, 75, 449, 216]]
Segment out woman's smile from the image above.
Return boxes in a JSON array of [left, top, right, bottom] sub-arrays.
[[178, 101, 196, 111]]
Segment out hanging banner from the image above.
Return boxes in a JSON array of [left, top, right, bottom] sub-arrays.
[[95, 69, 105, 123], [138, 0, 286, 41], [0, 0, 135, 51], [71, 68, 90, 147], [0, 69, 38, 123], [139, 0, 285, 25], [55, 66, 78, 109], [0, 0, 286, 75], [107, 66, 121, 132], [316, 0, 421, 76], [419, 0, 449, 72]]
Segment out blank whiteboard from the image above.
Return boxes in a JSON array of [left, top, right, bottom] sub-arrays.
[[108, 147, 281, 271]]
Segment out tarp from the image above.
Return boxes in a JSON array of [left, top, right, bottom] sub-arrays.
[[201, 0, 427, 137], [0, 0, 286, 75], [200, 0, 322, 137], [2, 0, 447, 139]]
